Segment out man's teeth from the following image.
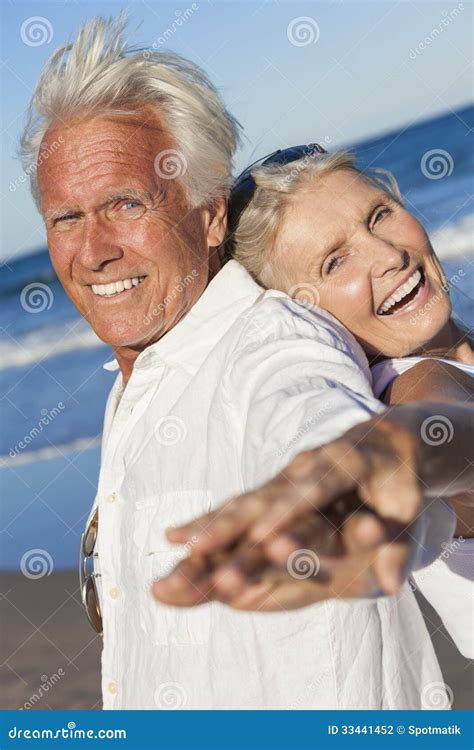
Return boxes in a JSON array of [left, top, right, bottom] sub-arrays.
[[91, 276, 145, 297], [378, 269, 422, 314]]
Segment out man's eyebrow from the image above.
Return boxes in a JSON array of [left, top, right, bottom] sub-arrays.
[[98, 189, 154, 207], [44, 205, 82, 222], [45, 189, 154, 221]]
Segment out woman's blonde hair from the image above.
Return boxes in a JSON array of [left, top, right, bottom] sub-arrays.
[[20, 13, 241, 211], [226, 150, 403, 290]]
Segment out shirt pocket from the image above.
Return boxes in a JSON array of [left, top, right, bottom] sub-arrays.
[[132, 489, 213, 646]]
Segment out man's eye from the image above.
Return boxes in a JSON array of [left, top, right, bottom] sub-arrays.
[[112, 200, 145, 220], [56, 214, 76, 223]]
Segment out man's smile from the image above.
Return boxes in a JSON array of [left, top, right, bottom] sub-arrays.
[[89, 275, 147, 298]]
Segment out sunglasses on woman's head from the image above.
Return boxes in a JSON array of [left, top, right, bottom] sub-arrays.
[[226, 144, 328, 246], [230, 143, 328, 202]]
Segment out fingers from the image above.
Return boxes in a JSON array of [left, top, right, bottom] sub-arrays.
[[166, 441, 367, 556], [373, 542, 410, 595], [264, 511, 341, 563], [211, 541, 270, 598], [232, 548, 381, 611], [249, 444, 365, 541], [165, 491, 269, 553], [152, 554, 216, 606], [360, 463, 423, 524], [342, 512, 387, 553]]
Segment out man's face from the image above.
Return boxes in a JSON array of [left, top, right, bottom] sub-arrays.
[[38, 112, 218, 353]]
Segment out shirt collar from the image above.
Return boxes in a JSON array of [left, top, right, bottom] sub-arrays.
[[102, 261, 265, 374]]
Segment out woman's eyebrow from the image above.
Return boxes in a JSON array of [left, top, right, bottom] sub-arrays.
[[369, 192, 396, 210]]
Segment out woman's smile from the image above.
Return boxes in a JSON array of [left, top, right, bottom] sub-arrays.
[[375, 266, 430, 318]]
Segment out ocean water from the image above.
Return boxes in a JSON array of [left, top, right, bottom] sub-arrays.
[[1, 105, 473, 569]]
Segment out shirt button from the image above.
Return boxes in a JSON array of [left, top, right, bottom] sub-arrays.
[[106, 492, 118, 504], [109, 587, 120, 599], [108, 681, 118, 694]]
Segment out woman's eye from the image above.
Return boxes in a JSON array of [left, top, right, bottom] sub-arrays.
[[373, 207, 391, 225], [326, 255, 343, 274]]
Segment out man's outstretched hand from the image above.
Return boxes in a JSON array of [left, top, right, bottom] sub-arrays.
[[152, 417, 424, 611], [152, 499, 411, 611]]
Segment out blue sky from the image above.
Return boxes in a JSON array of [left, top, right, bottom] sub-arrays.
[[1, 0, 472, 259]]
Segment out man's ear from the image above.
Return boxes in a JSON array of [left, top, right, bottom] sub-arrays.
[[203, 197, 228, 249]]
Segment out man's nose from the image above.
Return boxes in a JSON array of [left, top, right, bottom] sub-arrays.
[[76, 218, 124, 272], [367, 236, 410, 279]]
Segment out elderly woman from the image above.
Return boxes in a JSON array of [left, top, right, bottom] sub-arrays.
[[163, 145, 473, 659], [225, 145, 473, 532], [226, 145, 473, 374]]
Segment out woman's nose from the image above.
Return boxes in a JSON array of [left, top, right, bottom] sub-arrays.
[[369, 240, 410, 279]]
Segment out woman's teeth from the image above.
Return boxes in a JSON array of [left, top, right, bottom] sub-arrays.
[[91, 276, 145, 297], [378, 269, 422, 315]]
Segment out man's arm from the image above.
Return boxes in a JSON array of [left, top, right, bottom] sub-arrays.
[[157, 400, 472, 608], [152, 301, 469, 608]]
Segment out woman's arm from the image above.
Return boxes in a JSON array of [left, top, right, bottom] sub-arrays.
[[384, 358, 474, 536]]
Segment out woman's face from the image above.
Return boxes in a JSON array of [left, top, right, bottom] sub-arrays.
[[275, 169, 452, 358]]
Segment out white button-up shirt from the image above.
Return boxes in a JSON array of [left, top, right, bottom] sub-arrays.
[[88, 260, 462, 710]]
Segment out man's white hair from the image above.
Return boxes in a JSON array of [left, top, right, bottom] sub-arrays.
[[20, 13, 241, 210]]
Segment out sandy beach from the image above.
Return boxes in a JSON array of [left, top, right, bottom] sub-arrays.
[[1, 569, 472, 710], [1, 570, 102, 710]]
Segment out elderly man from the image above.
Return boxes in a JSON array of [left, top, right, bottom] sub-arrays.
[[23, 16, 472, 710]]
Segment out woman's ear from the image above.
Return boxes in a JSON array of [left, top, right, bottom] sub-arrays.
[[203, 197, 228, 249]]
